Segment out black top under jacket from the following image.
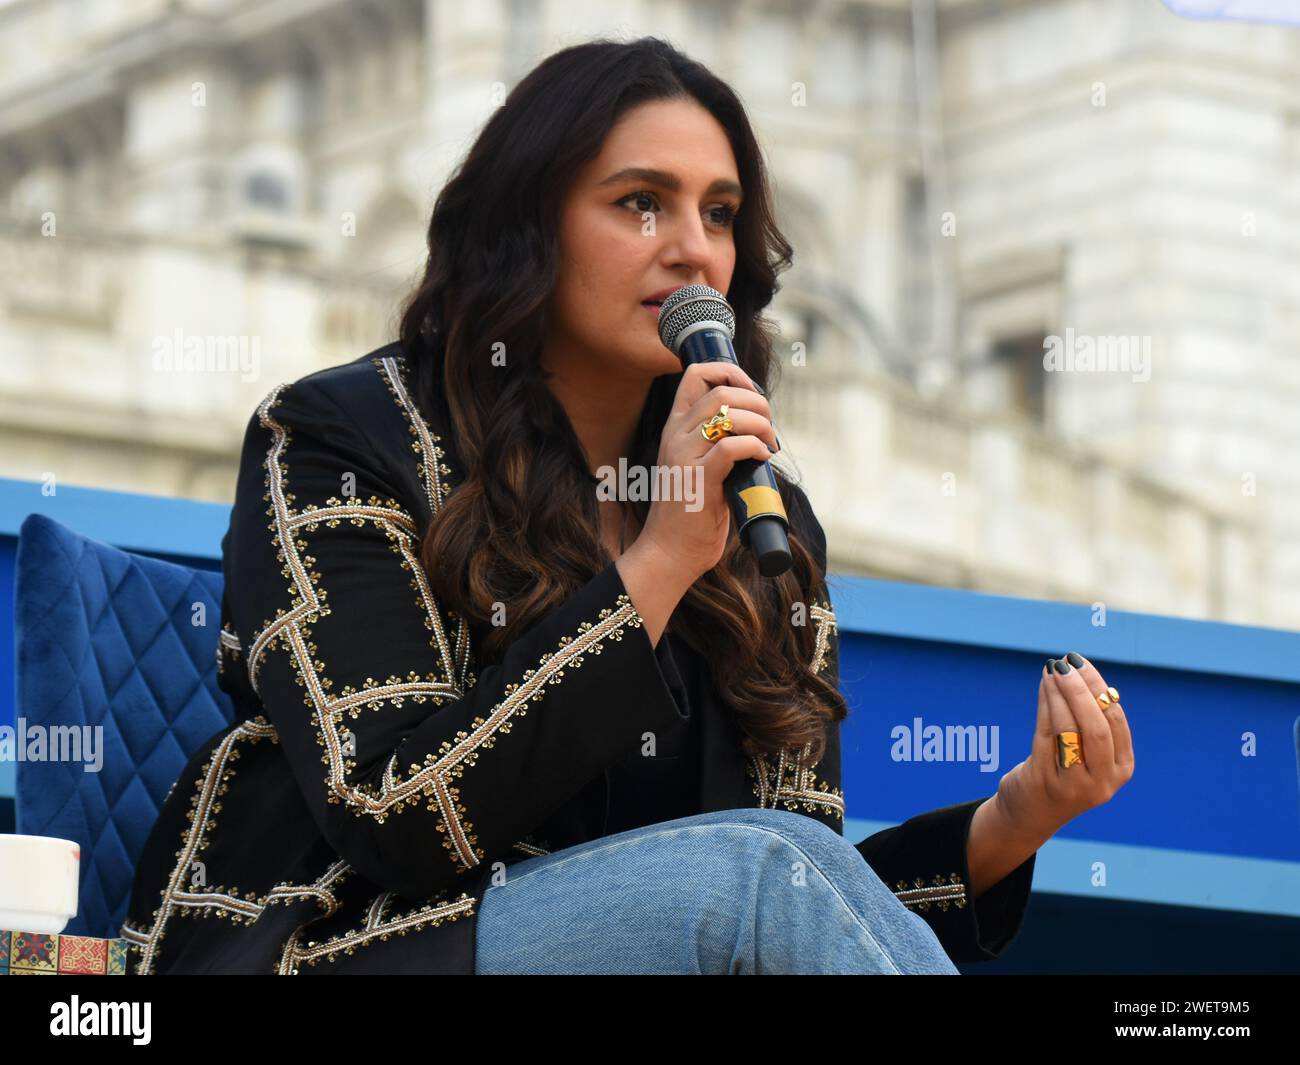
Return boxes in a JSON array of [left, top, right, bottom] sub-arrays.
[[121, 342, 1037, 974]]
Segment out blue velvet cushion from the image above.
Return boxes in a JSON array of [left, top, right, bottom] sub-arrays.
[[13, 513, 235, 939]]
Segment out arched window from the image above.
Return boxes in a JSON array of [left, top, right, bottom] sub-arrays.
[[245, 170, 290, 212]]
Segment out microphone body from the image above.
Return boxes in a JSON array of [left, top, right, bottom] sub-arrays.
[[657, 286, 792, 578]]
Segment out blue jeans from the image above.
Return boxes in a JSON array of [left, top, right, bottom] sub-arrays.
[[475, 806, 962, 974]]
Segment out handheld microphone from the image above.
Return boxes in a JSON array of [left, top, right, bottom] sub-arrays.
[[656, 284, 792, 578]]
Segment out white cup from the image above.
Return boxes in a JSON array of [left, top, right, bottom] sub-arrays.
[[0, 834, 81, 935]]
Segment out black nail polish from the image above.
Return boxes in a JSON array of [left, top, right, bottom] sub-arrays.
[[1044, 658, 1055, 673], [1066, 651, 1084, 669], [1053, 658, 1072, 674], [767, 444, 777, 455], [751, 380, 767, 396], [773, 432, 782, 452]]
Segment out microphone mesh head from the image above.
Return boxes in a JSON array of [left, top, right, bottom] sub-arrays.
[[657, 284, 736, 352]]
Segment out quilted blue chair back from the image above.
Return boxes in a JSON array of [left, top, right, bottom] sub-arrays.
[[13, 513, 236, 939]]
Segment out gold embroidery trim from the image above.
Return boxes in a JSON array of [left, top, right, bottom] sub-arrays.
[[244, 376, 461, 700], [810, 599, 836, 676], [245, 378, 652, 878], [276, 890, 476, 973], [747, 743, 846, 821], [126, 715, 282, 975], [219, 626, 243, 654], [129, 361, 523, 973], [746, 596, 844, 820], [165, 857, 351, 924], [216, 623, 242, 678], [119, 922, 149, 947], [375, 354, 449, 515], [374, 353, 473, 692], [892, 873, 968, 913], [350, 595, 642, 874]]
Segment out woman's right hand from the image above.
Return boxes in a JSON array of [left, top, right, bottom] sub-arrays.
[[635, 361, 778, 583]]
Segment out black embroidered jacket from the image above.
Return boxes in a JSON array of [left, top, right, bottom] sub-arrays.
[[121, 343, 1036, 974]]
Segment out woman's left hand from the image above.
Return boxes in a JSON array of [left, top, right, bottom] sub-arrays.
[[995, 652, 1136, 841]]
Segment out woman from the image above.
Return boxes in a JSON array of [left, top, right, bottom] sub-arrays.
[[121, 37, 1133, 975]]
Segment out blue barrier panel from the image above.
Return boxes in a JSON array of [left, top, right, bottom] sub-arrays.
[[2, 477, 1299, 943], [0, 477, 229, 562], [825, 572, 1300, 924]]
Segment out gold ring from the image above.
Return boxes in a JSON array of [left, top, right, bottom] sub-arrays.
[[1057, 731, 1084, 769], [1096, 686, 1121, 710], [700, 404, 734, 443]]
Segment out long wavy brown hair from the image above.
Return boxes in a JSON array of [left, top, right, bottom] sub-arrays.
[[397, 37, 846, 762]]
